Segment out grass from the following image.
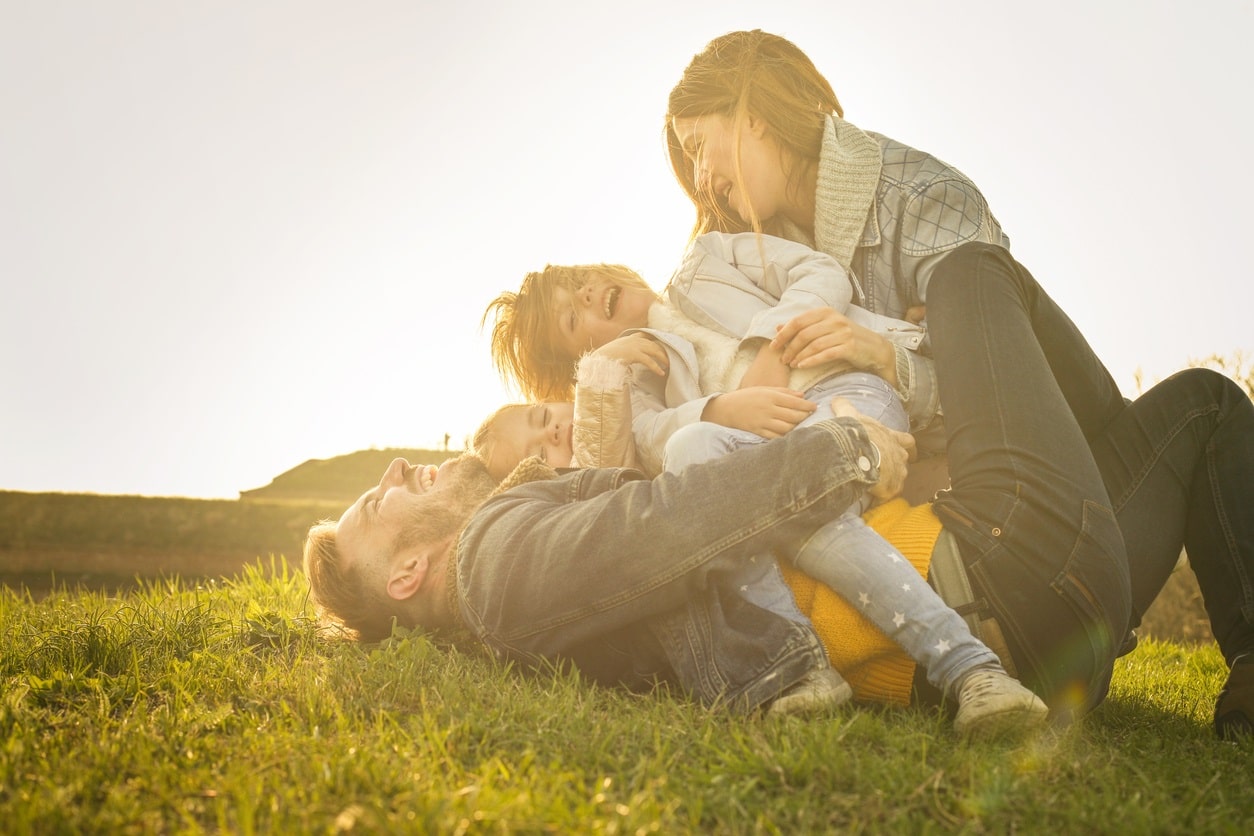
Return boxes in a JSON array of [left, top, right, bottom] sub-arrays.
[[1, 561, 1250, 834]]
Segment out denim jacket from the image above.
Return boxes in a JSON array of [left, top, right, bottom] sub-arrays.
[[773, 119, 1013, 451], [453, 417, 882, 709]]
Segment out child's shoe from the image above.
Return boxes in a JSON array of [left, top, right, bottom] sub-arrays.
[[953, 668, 1049, 739], [767, 666, 853, 717]]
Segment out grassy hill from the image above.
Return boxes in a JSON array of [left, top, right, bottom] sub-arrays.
[[240, 447, 458, 503], [0, 447, 460, 594]]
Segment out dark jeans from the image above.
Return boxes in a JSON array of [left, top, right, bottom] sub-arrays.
[[1092, 367, 1254, 664], [924, 242, 1250, 719], [927, 243, 1254, 716]]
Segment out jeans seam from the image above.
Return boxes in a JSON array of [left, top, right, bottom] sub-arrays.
[[1107, 402, 1218, 513]]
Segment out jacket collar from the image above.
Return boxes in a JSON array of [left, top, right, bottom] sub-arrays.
[[777, 114, 882, 270]]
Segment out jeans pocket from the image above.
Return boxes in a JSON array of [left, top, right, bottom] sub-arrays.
[[1049, 500, 1131, 656]]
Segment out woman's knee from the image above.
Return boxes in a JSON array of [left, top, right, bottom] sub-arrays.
[[927, 242, 1029, 306], [1161, 367, 1252, 419]]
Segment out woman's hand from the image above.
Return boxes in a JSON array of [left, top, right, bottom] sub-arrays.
[[701, 387, 817, 438], [770, 307, 897, 386], [591, 333, 669, 377]]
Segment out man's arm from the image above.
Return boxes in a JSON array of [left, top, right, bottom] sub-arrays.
[[456, 414, 903, 656]]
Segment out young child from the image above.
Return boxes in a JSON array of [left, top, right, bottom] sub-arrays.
[[479, 234, 1050, 735]]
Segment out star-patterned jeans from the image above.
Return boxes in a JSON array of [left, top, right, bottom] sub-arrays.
[[663, 372, 1000, 695]]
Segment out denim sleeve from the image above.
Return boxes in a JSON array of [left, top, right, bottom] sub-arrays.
[[455, 416, 879, 662]]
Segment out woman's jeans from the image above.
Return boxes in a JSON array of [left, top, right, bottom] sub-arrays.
[[926, 242, 1254, 718]]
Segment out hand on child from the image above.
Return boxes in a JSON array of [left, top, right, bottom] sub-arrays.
[[702, 387, 817, 439], [592, 333, 669, 377], [830, 397, 915, 502], [771, 307, 897, 386]]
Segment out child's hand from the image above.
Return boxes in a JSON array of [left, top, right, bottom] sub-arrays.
[[830, 397, 915, 502], [701, 387, 816, 439], [591, 333, 669, 377]]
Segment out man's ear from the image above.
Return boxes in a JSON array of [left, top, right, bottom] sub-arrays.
[[386, 552, 429, 601]]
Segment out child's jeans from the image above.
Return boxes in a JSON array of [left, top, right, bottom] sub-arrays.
[[663, 372, 1001, 693]]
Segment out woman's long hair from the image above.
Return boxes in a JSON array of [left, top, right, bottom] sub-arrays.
[[665, 29, 841, 239]]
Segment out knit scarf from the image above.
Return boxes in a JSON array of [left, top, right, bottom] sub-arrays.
[[776, 113, 882, 273]]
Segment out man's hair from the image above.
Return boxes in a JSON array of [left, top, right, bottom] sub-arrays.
[[665, 29, 841, 239], [303, 520, 398, 642], [482, 263, 651, 402]]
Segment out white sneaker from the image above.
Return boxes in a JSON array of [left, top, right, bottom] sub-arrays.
[[766, 667, 853, 718], [953, 669, 1049, 739]]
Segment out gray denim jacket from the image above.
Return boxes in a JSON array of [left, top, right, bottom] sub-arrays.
[[775, 128, 1012, 450], [453, 417, 881, 710]]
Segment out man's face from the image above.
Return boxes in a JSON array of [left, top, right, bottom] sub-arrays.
[[549, 275, 654, 362], [335, 454, 496, 585]]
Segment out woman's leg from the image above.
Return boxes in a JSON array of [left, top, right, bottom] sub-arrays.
[[925, 243, 1132, 720], [1092, 368, 1254, 665]]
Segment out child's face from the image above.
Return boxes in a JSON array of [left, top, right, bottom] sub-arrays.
[[484, 402, 575, 481], [549, 274, 654, 363], [671, 111, 791, 226]]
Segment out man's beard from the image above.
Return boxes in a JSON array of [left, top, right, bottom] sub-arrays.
[[392, 455, 497, 554]]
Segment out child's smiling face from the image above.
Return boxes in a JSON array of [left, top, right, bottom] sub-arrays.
[[549, 274, 655, 362]]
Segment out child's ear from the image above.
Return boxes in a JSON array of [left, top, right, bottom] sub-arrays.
[[386, 553, 429, 601], [747, 113, 769, 139]]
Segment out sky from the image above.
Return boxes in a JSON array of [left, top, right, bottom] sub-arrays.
[[2, 0, 1251, 499]]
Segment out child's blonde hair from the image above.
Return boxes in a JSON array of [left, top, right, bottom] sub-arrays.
[[665, 29, 841, 239], [469, 402, 528, 479], [482, 263, 651, 402]]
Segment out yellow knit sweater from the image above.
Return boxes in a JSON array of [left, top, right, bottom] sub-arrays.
[[779, 498, 943, 706]]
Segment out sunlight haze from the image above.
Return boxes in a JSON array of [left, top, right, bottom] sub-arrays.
[[2, 0, 1251, 498]]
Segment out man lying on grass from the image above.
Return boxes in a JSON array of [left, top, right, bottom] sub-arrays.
[[302, 404, 1253, 740]]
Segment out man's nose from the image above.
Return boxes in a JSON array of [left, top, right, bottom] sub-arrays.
[[381, 457, 409, 488]]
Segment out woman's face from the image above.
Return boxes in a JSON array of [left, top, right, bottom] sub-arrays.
[[671, 112, 791, 225], [549, 274, 654, 361], [484, 402, 575, 480]]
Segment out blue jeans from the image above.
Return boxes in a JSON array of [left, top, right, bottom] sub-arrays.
[[664, 373, 1000, 693], [454, 417, 882, 710], [926, 242, 1254, 717]]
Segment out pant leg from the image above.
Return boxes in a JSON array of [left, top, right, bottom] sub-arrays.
[[801, 372, 910, 434], [663, 422, 812, 625], [1092, 368, 1254, 663], [924, 242, 1132, 719], [792, 508, 1000, 694]]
